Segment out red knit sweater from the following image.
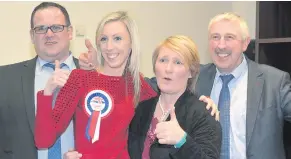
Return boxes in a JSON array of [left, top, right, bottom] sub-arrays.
[[35, 69, 157, 159]]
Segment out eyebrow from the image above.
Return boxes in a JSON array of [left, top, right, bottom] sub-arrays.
[[225, 33, 236, 36], [210, 32, 236, 36], [159, 55, 182, 60], [100, 33, 123, 37]]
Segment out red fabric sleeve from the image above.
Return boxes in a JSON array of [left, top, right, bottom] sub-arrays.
[[139, 74, 157, 102], [35, 69, 85, 148]]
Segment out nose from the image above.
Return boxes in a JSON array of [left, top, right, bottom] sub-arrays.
[[165, 62, 173, 73], [45, 28, 55, 38], [217, 38, 227, 49], [106, 39, 114, 51]]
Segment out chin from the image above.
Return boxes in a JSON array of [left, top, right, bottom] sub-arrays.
[[108, 64, 124, 69], [159, 87, 174, 94], [45, 50, 60, 56], [106, 60, 126, 69], [214, 61, 227, 68], [161, 90, 179, 95]]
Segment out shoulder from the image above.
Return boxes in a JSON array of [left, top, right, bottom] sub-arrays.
[[140, 73, 153, 87], [183, 93, 220, 128], [0, 58, 36, 80], [0, 58, 35, 70], [136, 96, 157, 113], [138, 96, 156, 106], [70, 69, 99, 77], [248, 60, 288, 81], [139, 72, 158, 101], [143, 76, 158, 92], [68, 69, 94, 84], [198, 63, 217, 79], [139, 72, 150, 83], [259, 64, 287, 77], [70, 68, 86, 75], [200, 63, 216, 71], [69, 69, 84, 78], [131, 97, 156, 125], [184, 94, 208, 114], [246, 58, 285, 75]]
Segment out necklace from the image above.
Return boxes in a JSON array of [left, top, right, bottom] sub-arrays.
[[158, 96, 166, 116], [158, 95, 172, 121]]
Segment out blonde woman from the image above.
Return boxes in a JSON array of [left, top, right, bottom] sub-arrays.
[[34, 11, 157, 159], [128, 35, 221, 159]]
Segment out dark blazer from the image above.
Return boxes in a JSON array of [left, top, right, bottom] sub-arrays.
[[128, 91, 222, 159], [0, 56, 79, 159], [195, 58, 291, 159]]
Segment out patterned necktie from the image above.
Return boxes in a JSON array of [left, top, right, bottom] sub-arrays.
[[218, 74, 234, 159], [44, 62, 66, 71], [44, 62, 66, 159]]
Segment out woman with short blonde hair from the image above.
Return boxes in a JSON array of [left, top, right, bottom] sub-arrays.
[[129, 35, 222, 159]]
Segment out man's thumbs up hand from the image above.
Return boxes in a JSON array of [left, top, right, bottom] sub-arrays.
[[43, 60, 70, 95]]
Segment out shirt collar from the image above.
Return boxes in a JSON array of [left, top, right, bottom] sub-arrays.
[[214, 54, 248, 84], [37, 52, 74, 71]]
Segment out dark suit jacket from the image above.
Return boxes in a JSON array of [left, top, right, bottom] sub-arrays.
[[0, 56, 79, 159], [195, 59, 291, 159], [128, 91, 222, 159]]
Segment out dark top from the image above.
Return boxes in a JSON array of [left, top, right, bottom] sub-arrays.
[[128, 90, 222, 159]]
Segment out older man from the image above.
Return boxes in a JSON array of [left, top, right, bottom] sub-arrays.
[[195, 12, 291, 159]]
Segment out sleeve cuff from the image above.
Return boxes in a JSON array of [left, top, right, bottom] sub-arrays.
[[37, 90, 53, 112], [174, 132, 187, 148]]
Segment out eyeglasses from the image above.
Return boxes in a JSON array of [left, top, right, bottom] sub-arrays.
[[32, 24, 69, 34]]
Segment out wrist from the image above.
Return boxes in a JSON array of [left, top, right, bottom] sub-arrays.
[[174, 132, 187, 148]]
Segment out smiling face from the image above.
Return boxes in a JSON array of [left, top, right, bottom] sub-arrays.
[[155, 46, 191, 95], [97, 20, 132, 75], [208, 19, 250, 73]]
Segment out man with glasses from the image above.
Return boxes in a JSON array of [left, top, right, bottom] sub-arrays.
[[0, 2, 79, 159]]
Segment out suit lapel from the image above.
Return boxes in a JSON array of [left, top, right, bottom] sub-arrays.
[[246, 60, 264, 149], [22, 57, 37, 135], [21, 56, 78, 135], [196, 64, 217, 97]]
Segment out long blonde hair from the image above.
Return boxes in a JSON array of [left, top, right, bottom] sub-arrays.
[[95, 11, 141, 106]]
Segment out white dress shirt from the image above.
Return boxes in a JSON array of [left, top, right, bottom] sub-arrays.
[[210, 55, 248, 158]]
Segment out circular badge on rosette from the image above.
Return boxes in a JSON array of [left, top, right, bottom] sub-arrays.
[[84, 89, 113, 143]]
